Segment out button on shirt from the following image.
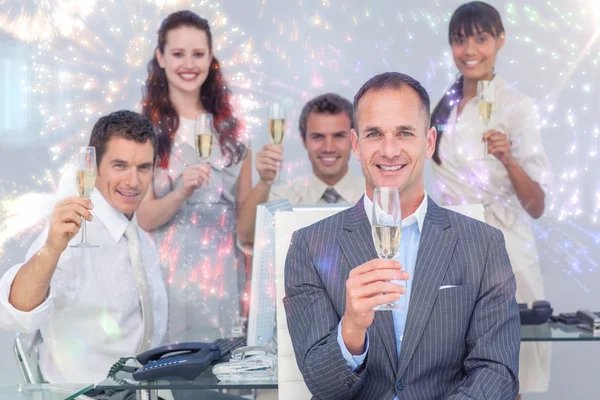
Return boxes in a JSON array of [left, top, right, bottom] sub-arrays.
[[337, 193, 428, 398], [269, 171, 364, 205], [0, 190, 168, 383]]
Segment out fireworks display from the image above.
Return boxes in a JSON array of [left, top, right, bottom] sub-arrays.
[[0, 0, 598, 300]]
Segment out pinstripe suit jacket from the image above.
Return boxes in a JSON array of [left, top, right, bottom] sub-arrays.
[[283, 196, 520, 400]]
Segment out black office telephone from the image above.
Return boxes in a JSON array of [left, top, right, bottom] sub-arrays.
[[131, 337, 246, 381], [132, 342, 220, 381]]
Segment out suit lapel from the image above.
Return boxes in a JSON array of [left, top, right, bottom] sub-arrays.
[[396, 198, 458, 378], [338, 197, 398, 375]]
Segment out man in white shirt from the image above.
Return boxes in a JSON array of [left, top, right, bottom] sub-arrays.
[[238, 93, 364, 246], [0, 110, 168, 384]]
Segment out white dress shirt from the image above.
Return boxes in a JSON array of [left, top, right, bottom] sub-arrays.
[[268, 170, 364, 205], [0, 190, 168, 383]]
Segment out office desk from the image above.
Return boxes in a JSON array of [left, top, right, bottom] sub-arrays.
[[0, 384, 93, 400], [95, 367, 276, 400], [92, 322, 598, 399], [521, 321, 600, 342]]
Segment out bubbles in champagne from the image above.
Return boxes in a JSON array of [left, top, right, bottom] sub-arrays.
[[477, 101, 494, 126], [269, 118, 285, 144], [372, 225, 401, 259], [76, 169, 96, 199], [195, 134, 214, 159]]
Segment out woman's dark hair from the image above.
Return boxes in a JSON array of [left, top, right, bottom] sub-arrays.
[[142, 10, 246, 169], [430, 1, 504, 164]]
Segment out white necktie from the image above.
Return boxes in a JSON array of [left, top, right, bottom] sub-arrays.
[[124, 221, 154, 354]]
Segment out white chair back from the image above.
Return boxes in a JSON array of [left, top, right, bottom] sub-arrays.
[[275, 208, 346, 400]]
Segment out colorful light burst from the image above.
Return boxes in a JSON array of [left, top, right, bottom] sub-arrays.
[[0, 0, 95, 42], [0, 0, 262, 269], [245, 0, 600, 293], [0, 0, 598, 298]]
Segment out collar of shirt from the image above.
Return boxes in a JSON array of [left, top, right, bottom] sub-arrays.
[[309, 170, 357, 203], [90, 189, 135, 243], [363, 191, 428, 232], [462, 74, 506, 110]]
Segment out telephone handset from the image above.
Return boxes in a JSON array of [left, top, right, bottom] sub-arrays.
[[133, 342, 220, 381], [519, 300, 552, 325]]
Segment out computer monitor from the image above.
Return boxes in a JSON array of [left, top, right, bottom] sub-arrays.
[[246, 203, 348, 346], [246, 199, 293, 346]]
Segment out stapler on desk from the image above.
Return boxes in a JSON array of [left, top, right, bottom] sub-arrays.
[[554, 310, 600, 326], [576, 310, 600, 334], [519, 300, 553, 325]]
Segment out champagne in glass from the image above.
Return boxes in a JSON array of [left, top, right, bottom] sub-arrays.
[[194, 113, 215, 159], [372, 225, 402, 259], [269, 117, 286, 145], [195, 132, 214, 159], [71, 146, 98, 248], [269, 103, 286, 181], [371, 187, 405, 311], [76, 169, 96, 199], [477, 101, 494, 126], [477, 80, 495, 158], [194, 114, 215, 187]]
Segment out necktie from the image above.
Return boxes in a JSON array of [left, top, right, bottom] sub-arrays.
[[322, 187, 341, 204], [124, 221, 154, 354]]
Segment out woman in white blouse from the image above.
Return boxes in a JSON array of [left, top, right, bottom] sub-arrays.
[[430, 2, 553, 396]]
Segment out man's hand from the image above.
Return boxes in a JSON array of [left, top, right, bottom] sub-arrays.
[[45, 197, 94, 255], [255, 144, 283, 184], [176, 164, 211, 199], [483, 130, 514, 166], [341, 259, 409, 355]]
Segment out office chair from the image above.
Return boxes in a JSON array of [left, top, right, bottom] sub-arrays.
[[14, 331, 97, 399], [13, 331, 44, 384]]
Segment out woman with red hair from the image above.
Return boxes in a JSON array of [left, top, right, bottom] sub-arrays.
[[137, 10, 252, 344]]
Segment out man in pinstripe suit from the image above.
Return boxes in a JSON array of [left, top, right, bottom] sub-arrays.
[[283, 72, 520, 399]]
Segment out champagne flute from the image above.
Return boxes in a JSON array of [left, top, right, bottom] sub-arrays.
[[268, 103, 286, 181], [71, 146, 98, 248], [371, 187, 404, 311], [194, 113, 215, 184], [477, 80, 495, 158]]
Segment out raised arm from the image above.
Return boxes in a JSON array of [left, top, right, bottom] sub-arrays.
[[484, 97, 553, 219], [136, 164, 210, 231], [446, 229, 520, 399], [236, 144, 283, 246], [8, 197, 92, 312]]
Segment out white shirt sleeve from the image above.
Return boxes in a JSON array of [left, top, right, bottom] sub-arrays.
[[0, 229, 58, 333], [507, 97, 553, 192], [268, 179, 306, 204], [267, 182, 288, 202]]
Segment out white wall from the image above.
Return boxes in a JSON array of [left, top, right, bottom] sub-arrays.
[[1, 0, 598, 397]]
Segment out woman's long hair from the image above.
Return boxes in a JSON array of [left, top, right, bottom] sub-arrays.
[[142, 10, 246, 169], [430, 1, 504, 165]]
